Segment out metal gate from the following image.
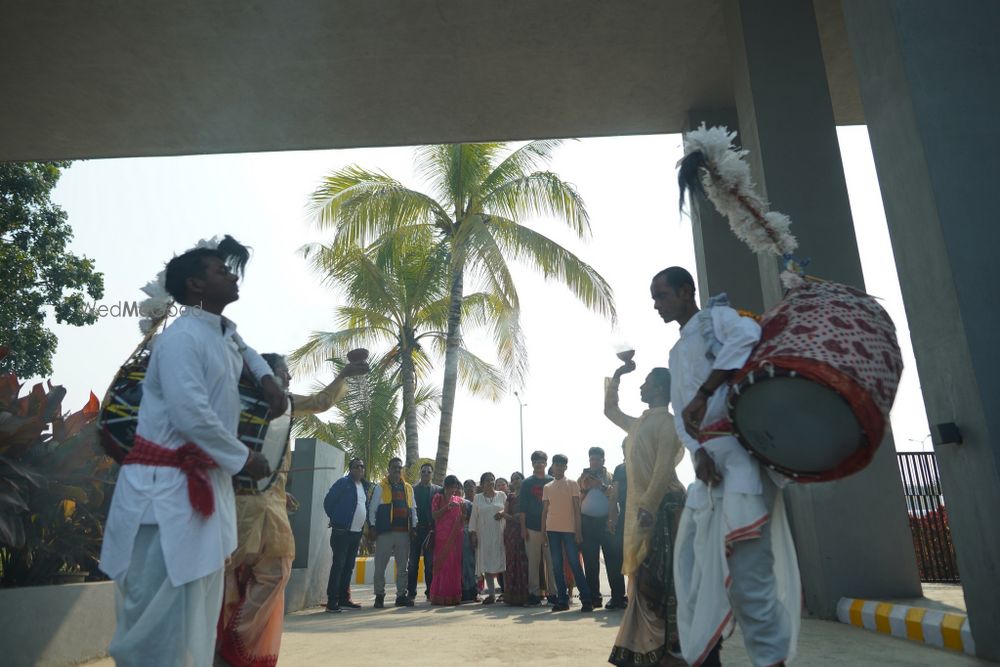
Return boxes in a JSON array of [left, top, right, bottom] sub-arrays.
[[897, 452, 960, 583]]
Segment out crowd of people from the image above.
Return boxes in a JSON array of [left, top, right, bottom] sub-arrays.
[[96, 231, 798, 667], [323, 450, 627, 614]]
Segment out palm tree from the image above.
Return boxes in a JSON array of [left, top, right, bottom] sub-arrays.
[[309, 141, 616, 483], [292, 354, 439, 480], [290, 231, 509, 470]]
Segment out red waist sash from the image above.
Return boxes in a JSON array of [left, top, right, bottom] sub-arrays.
[[698, 418, 735, 444], [123, 435, 219, 517]]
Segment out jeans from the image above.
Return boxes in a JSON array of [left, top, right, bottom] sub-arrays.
[[580, 514, 626, 603], [326, 527, 363, 605], [546, 531, 591, 605], [407, 523, 434, 596]]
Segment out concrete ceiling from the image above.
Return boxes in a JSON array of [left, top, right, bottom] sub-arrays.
[[0, 0, 862, 161]]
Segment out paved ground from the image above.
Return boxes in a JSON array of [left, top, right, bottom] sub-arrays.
[[84, 584, 994, 666]]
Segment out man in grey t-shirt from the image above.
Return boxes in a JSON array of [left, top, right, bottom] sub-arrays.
[[578, 446, 627, 609]]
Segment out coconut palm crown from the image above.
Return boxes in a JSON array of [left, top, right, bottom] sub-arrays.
[[309, 141, 616, 483], [291, 231, 509, 470]]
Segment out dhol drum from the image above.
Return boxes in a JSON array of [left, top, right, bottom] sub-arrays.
[[727, 280, 903, 482], [99, 347, 151, 464], [233, 373, 292, 494], [99, 340, 291, 492]]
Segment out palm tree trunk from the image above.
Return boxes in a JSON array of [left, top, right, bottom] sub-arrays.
[[399, 335, 420, 472], [433, 266, 464, 484]]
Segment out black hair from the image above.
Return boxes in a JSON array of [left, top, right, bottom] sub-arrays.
[[164, 235, 251, 304], [653, 266, 696, 295], [388, 457, 403, 467], [480, 471, 495, 484], [443, 475, 461, 489], [648, 367, 672, 399], [420, 463, 434, 472], [510, 471, 524, 481], [530, 450, 548, 462], [348, 458, 365, 469], [588, 447, 605, 459], [261, 353, 287, 374], [464, 479, 476, 487], [552, 454, 568, 465], [677, 150, 708, 213]]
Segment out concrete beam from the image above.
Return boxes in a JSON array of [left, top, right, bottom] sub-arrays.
[[0, 0, 864, 161], [841, 1, 1000, 658]]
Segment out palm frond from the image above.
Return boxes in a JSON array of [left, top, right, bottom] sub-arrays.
[[288, 328, 389, 376], [479, 139, 570, 195], [454, 347, 506, 402], [460, 292, 528, 389], [309, 165, 450, 247], [489, 220, 617, 323], [480, 171, 591, 240]]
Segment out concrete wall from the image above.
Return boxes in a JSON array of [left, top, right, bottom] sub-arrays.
[[841, 1, 1000, 658], [285, 438, 344, 613], [0, 581, 115, 667]]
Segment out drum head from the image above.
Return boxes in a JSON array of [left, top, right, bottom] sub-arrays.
[[256, 406, 291, 492], [731, 376, 864, 475]]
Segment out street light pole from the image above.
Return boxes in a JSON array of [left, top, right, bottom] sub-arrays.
[[514, 391, 526, 475]]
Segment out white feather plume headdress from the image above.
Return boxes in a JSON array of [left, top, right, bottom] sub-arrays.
[[679, 125, 809, 289]]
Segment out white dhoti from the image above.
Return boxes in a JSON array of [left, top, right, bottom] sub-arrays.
[[109, 526, 224, 667], [674, 470, 800, 667]]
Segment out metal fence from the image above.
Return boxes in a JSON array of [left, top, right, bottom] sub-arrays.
[[897, 452, 960, 583]]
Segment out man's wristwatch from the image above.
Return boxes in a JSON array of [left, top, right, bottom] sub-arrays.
[[697, 385, 713, 399]]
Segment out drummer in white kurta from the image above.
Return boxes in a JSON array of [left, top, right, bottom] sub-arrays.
[[99, 243, 283, 667], [652, 266, 800, 667]]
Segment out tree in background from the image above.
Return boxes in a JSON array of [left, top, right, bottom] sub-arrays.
[[309, 141, 616, 482], [291, 228, 509, 471], [292, 354, 439, 481], [0, 162, 104, 379]]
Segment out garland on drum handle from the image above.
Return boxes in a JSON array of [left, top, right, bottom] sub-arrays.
[[678, 124, 800, 262]]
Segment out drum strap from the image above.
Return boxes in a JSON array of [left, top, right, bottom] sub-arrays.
[[698, 419, 735, 444], [124, 435, 219, 517]]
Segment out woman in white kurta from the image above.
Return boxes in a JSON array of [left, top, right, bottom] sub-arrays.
[[469, 472, 507, 604]]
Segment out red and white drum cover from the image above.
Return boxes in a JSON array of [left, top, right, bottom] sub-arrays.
[[729, 280, 903, 482]]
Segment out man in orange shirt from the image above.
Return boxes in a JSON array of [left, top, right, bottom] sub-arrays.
[[541, 454, 593, 613]]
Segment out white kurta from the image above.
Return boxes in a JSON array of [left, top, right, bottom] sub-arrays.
[[470, 491, 507, 575], [100, 307, 273, 588], [669, 305, 801, 667]]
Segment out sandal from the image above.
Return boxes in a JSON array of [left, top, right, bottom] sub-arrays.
[[482, 595, 496, 605]]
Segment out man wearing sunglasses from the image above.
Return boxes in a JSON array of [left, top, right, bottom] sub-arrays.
[[323, 458, 371, 613]]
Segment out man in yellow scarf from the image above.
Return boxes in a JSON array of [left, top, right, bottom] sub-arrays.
[[367, 457, 417, 608]]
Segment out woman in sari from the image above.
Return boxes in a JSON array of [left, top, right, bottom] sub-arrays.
[[606, 365, 686, 667], [429, 476, 465, 605], [501, 471, 529, 606]]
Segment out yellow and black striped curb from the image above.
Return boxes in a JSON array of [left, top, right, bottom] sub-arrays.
[[836, 597, 975, 656], [353, 556, 425, 584]]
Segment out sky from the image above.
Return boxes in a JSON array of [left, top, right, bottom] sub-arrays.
[[35, 128, 930, 486]]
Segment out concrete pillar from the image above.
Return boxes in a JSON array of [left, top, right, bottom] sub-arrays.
[[285, 438, 344, 612], [685, 109, 766, 314], [718, 0, 921, 618], [841, 1, 1000, 658]]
